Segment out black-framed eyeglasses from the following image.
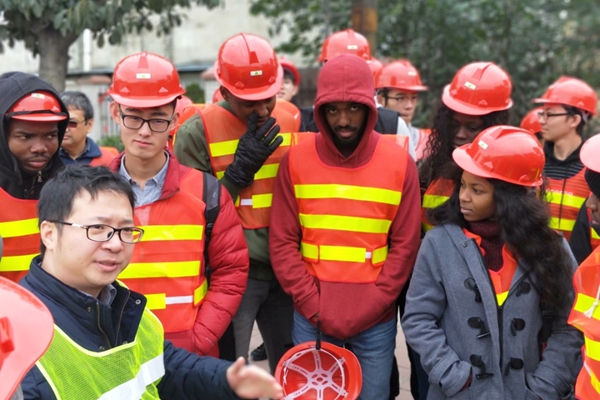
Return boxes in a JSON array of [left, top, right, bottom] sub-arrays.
[[67, 119, 86, 129], [537, 111, 569, 121], [118, 106, 174, 133], [51, 221, 144, 244]]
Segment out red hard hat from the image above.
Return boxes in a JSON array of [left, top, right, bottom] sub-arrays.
[[442, 62, 513, 116], [367, 58, 383, 81], [452, 125, 544, 187], [276, 98, 301, 130], [533, 76, 598, 116], [108, 52, 185, 108], [279, 56, 301, 86], [175, 95, 193, 115], [520, 107, 543, 135], [581, 134, 600, 173], [275, 341, 362, 400], [375, 60, 428, 92], [216, 33, 282, 101], [6, 92, 67, 122], [0, 277, 54, 400], [319, 29, 372, 63]]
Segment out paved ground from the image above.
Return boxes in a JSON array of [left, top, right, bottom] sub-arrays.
[[248, 320, 414, 400]]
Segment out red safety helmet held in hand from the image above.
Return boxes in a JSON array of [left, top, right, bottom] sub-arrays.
[[279, 56, 301, 86], [580, 134, 600, 173], [319, 29, 372, 63], [520, 107, 543, 135], [216, 33, 282, 101], [275, 341, 362, 400], [0, 277, 54, 400], [442, 62, 513, 116], [108, 52, 185, 108], [6, 92, 67, 122], [452, 125, 544, 187], [533, 76, 598, 116], [375, 60, 428, 92]]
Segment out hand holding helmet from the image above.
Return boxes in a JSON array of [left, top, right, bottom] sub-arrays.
[[224, 112, 283, 188]]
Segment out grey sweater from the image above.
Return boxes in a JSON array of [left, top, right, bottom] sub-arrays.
[[402, 224, 582, 400]]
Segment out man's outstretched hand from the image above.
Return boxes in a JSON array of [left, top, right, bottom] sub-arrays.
[[226, 357, 283, 399]]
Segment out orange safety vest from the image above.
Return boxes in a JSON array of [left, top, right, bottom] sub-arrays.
[[547, 169, 589, 241], [421, 178, 455, 232], [415, 128, 431, 161], [463, 229, 518, 306], [568, 248, 600, 399], [0, 188, 39, 282], [89, 147, 119, 167], [288, 135, 408, 283], [202, 104, 305, 229], [117, 170, 207, 333]]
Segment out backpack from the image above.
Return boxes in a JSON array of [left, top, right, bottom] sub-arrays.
[[203, 172, 221, 281]]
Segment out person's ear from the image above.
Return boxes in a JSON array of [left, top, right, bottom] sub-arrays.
[[109, 102, 120, 124], [85, 117, 94, 133], [40, 220, 58, 252]]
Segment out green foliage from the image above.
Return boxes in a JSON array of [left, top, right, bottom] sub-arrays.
[[185, 82, 205, 104], [97, 135, 124, 153], [250, 0, 600, 130], [0, 0, 221, 54]]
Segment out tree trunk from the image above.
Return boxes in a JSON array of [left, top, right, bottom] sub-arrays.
[[36, 27, 79, 92]]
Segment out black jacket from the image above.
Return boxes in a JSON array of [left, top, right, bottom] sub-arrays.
[[0, 72, 67, 199], [569, 205, 600, 264], [20, 257, 239, 400]]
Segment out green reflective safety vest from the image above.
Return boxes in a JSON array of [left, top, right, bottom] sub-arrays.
[[36, 309, 164, 400]]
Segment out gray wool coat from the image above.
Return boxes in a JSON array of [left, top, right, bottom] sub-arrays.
[[402, 224, 583, 400]]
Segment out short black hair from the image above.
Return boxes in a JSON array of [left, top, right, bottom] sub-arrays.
[[38, 165, 135, 255], [283, 69, 296, 84], [60, 91, 94, 121]]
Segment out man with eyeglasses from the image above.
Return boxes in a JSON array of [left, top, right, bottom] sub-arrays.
[[0, 72, 68, 284], [106, 52, 249, 359], [59, 91, 118, 166], [533, 76, 598, 241], [18, 164, 283, 399]]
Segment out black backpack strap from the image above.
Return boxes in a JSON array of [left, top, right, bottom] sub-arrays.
[[203, 172, 221, 281]]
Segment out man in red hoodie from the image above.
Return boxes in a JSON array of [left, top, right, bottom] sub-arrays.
[[270, 53, 421, 399]]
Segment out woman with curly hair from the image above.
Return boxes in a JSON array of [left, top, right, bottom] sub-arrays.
[[420, 62, 512, 231], [403, 125, 582, 399]]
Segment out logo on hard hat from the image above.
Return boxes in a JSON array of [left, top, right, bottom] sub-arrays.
[[136, 73, 151, 79], [478, 140, 488, 150], [250, 70, 263, 76], [464, 81, 477, 90], [30, 93, 46, 99], [347, 45, 358, 50]]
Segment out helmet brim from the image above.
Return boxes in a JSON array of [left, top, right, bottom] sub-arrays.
[[216, 65, 283, 102], [109, 93, 184, 108], [443, 85, 513, 116], [11, 114, 67, 122]]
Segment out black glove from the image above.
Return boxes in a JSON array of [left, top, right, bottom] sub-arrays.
[[224, 112, 284, 188]]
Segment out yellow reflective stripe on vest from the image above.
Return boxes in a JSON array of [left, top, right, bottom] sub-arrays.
[[592, 228, 600, 240], [423, 194, 449, 209], [574, 293, 600, 321], [549, 217, 576, 232], [120, 261, 200, 279], [216, 163, 280, 180], [238, 193, 272, 209], [0, 254, 37, 271], [547, 192, 587, 208], [585, 335, 600, 362], [294, 184, 401, 205], [145, 279, 209, 310], [301, 241, 388, 264], [139, 225, 203, 242], [0, 217, 39, 238], [209, 133, 292, 157], [299, 213, 392, 234], [496, 291, 509, 306]]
